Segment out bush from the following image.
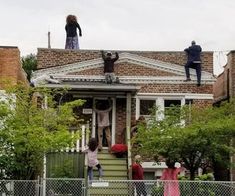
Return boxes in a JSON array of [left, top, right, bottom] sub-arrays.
[[111, 144, 128, 158]]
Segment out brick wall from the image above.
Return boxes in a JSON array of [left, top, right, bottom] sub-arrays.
[[213, 51, 235, 102], [0, 46, 27, 88], [69, 62, 178, 77], [228, 51, 235, 98], [213, 68, 228, 101], [139, 83, 213, 94], [37, 48, 213, 73], [193, 99, 213, 107], [115, 98, 136, 144]]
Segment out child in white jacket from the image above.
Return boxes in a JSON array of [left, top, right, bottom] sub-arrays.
[[83, 138, 103, 181]]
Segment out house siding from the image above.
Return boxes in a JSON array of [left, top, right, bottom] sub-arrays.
[[69, 62, 177, 77]]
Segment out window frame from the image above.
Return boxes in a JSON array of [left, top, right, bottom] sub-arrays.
[[136, 96, 185, 120]]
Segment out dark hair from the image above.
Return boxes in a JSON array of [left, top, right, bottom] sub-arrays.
[[88, 138, 98, 152], [166, 159, 176, 169], [66, 15, 77, 24]]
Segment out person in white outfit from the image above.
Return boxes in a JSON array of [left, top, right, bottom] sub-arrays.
[[94, 99, 112, 151]]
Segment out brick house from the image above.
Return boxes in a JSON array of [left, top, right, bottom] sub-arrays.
[[32, 48, 215, 179]]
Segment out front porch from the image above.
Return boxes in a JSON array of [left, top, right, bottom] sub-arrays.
[[45, 82, 140, 180]]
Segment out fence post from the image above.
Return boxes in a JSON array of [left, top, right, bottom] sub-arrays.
[[36, 176, 40, 196], [42, 153, 47, 196], [82, 153, 88, 196]]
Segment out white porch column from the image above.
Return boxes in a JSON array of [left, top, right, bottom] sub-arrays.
[[111, 97, 116, 145]]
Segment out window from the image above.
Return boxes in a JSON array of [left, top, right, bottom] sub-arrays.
[[185, 99, 193, 105], [164, 100, 181, 120], [140, 100, 155, 116], [164, 100, 181, 108], [137, 97, 185, 121]]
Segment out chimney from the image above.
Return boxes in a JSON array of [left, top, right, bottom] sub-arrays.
[[0, 46, 27, 89]]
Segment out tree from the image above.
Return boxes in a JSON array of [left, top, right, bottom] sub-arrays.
[[136, 101, 235, 180], [0, 84, 85, 179], [21, 54, 37, 81]]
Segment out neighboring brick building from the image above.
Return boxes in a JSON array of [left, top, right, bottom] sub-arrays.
[[213, 51, 235, 104], [32, 48, 215, 179], [213, 51, 235, 181], [0, 46, 27, 89]]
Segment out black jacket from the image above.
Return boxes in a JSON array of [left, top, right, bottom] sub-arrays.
[[102, 52, 119, 73], [184, 45, 202, 62], [65, 22, 82, 37]]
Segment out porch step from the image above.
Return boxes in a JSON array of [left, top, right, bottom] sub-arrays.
[[98, 159, 127, 165], [94, 170, 127, 176], [88, 181, 132, 196], [92, 150, 128, 181]]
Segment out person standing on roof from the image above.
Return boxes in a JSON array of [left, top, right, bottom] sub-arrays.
[[184, 41, 202, 86], [65, 14, 82, 50]]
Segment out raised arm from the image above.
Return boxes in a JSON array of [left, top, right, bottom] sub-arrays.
[[101, 50, 106, 60], [113, 52, 119, 62], [94, 99, 112, 113], [82, 147, 89, 153], [184, 48, 189, 53]]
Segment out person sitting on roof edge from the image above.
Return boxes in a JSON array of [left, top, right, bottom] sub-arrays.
[[101, 50, 119, 84]]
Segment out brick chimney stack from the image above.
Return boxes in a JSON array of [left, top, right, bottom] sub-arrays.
[[0, 46, 27, 88]]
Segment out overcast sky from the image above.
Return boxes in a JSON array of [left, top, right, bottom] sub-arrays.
[[1, 0, 235, 75]]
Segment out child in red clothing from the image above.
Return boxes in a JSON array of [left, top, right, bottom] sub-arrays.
[[132, 155, 147, 196]]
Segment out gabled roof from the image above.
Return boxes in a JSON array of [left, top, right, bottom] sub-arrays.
[[32, 52, 215, 86]]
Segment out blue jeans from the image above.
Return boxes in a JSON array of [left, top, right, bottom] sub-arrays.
[[88, 164, 103, 181]]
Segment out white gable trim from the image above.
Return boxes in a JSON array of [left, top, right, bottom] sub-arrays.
[[49, 74, 215, 84], [32, 52, 214, 80]]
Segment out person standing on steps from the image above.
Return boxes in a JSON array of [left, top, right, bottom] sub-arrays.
[[184, 40, 202, 86], [83, 138, 103, 181], [101, 50, 119, 84], [65, 14, 82, 49]]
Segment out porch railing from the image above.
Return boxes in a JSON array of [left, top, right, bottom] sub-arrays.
[[56, 124, 90, 153]]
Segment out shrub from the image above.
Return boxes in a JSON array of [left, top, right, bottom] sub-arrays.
[[111, 144, 128, 158]]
